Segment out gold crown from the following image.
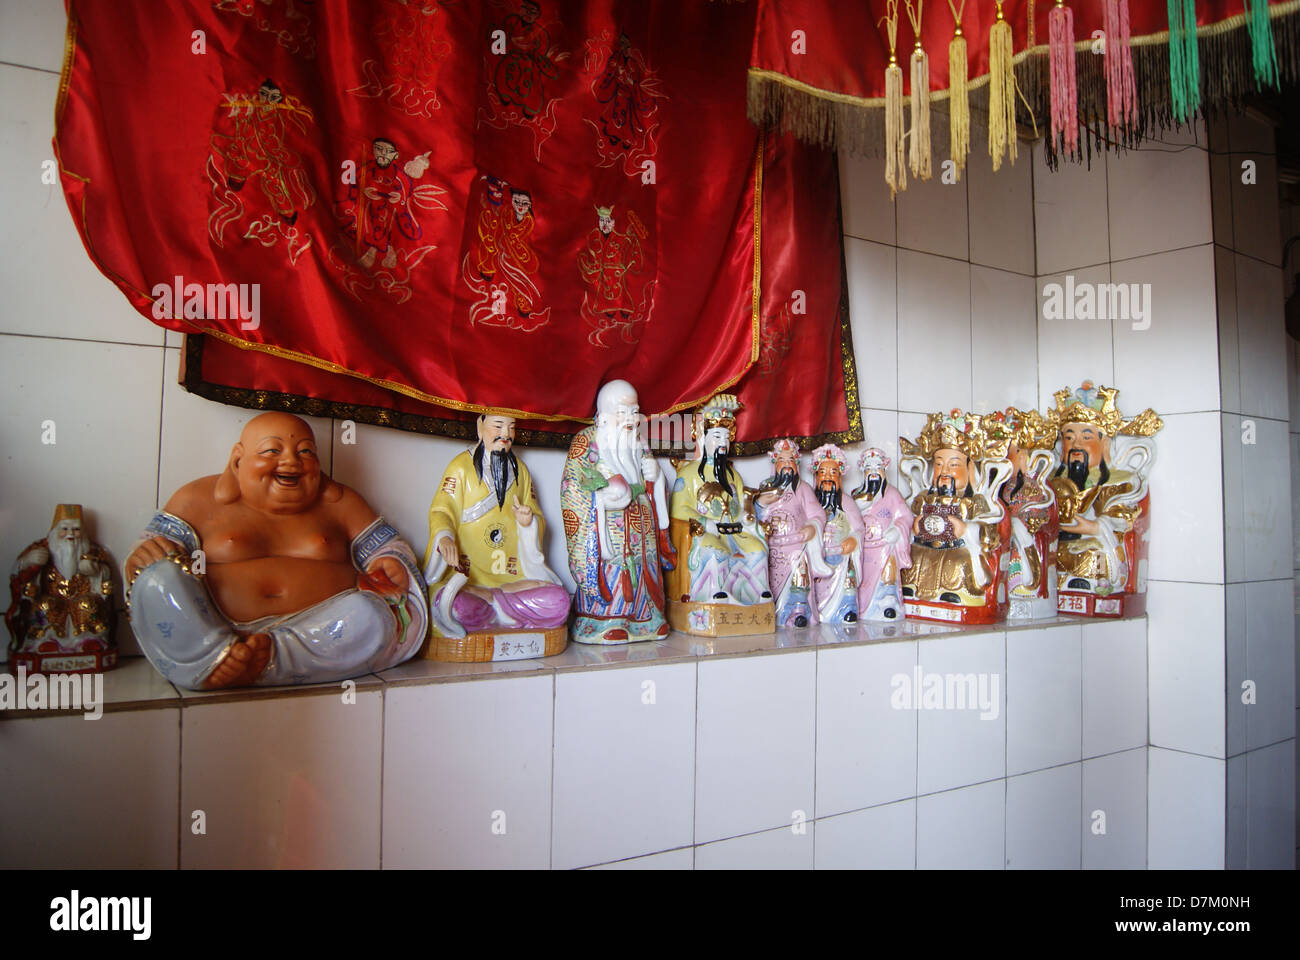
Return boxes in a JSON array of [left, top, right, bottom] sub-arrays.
[[989, 407, 1058, 450], [1046, 383, 1163, 437], [900, 410, 1011, 462], [51, 504, 83, 527], [698, 393, 742, 434]]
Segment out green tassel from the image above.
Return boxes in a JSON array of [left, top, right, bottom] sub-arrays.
[[1168, 0, 1200, 123], [1246, 0, 1280, 89]]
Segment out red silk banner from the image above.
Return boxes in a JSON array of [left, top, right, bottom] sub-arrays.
[[57, 0, 859, 449], [751, 0, 1292, 101]]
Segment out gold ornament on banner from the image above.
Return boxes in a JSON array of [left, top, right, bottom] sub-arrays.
[[905, 0, 931, 180]]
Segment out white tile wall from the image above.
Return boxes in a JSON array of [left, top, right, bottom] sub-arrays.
[[1110, 246, 1220, 416], [1035, 265, 1116, 411], [1146, 412, 1225, 585], [839, 151, 896, 246], [896, 168, 969, 262], [845, 238, 898, 412], [1006, 625, 1082, 776], [915, 630, 1006, 795], [180, 690, 384, 868], [1216, 246, 1241, 414], [816, 641, 918, 817], [551, 662, 696, 869], [0, 708, 179, 868], [1005, 763, 1082, 869], [586, 847, 693, 870], [967, 125, 1035, 276], [1243, 580, 1297, 751], [916, 779, 1005, 869], [970, 266, 1037, 414], [1082, 618, 1147, 758], [1147, 581, 1226, 758], [0, 0, 66, 72], [695, 651, 816, 843], [382, 675, 553, 869], [0, 64, 161, 345], [1147, 747, 1225, 869], [694, 823, 814, 869], [1245, 739, 1296, 868], [1033, 142, 1110, 275], [1234, 254, 1288, 419], [896, 250, 972, 413], [1106, 139, 1212, 263], [1082, 747, 1147, 870], [1222, 413, 1292, 583], [813, 799, 916, 869]]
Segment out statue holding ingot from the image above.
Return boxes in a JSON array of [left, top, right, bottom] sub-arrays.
[[898, 411, 1013, 625], [666, 393, 774, 636], [1046, 382, 1162, 617], [422, 411, 570, 661]]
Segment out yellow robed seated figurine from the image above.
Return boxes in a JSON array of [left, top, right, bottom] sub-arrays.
[[422, 412, 569, 661], [1045, 382, 1162, 618], [898, 411, 1013, 625], [666, 394, 774, 636]]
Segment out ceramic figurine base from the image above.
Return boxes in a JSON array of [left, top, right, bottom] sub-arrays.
[[424, 626, 567, 662], [668, 600, 776, 637], [1057, 590, 1145, 619], [1008, 591, 1058, 620], [903, 596, 1006, 625], [8, 648, 117, 675]]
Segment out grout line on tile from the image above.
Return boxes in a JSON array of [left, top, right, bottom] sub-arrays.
[[155, 348, 166, 510], [0, 59, 60, 75], [378, 683, 386, 869], [549, 671, 556, 870]]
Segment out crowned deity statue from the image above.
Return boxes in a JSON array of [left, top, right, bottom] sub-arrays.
[[809, 445, 863, 625], [666, 394, 774, 636], [123, 413, 427, 689], [898, 411, 1014, 625], [1045, 382, 1162, 617], [422, 412, 570, 661], [560, 380, 674, 644], [754, 439, 826, 628], [992, 407, 1062, 620], [850, 448, 913, 622], [7, 504, 117, 674]]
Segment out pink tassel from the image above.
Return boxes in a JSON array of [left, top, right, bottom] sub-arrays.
[[1049, 2, 1078, 157], [1103, 0, 1137, 130]]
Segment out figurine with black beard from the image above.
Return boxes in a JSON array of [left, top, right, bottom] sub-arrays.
[[423, 411, 570, 660], [898, 412, 1012, 624], [755, 438, 826, 627], [810, 445, 863, 624], [850, 448, 912, 622], [1046, 382, 1162, 616], [666, 393, 774, 636]]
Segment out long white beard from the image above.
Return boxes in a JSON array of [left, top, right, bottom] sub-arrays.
[[48, 533, 83, 581], [597, 422, 643, 484]]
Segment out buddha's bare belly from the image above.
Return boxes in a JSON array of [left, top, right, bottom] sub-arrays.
[[206, 557, 359, 623]]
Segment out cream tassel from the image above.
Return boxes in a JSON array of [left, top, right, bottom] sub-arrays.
[[947, 0, 969, 179], [988, 0, 1017, 172], [883, 0, 907, 199], [906, 1, 931, 180]]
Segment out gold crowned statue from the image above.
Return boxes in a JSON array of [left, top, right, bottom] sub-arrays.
[[6, 504, 117, 674], [1046, 381, 1162, 617], [423, 412, 570, 660], [898, 411, 1013, 625], [666, 394, 775, 636]]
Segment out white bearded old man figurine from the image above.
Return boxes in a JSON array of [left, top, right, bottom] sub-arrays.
[[560, 379, 674, 644], [754, 438, 828, 628], [809, 444, 864, 625], [6, 504, 117, 673], [849, 448, 912, 622]]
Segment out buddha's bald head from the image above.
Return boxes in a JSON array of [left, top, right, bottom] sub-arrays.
[[217, 412, 325, 513]]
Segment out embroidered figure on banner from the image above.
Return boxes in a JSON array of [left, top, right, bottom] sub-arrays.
[[213, 0, 316, 59], [207, 79, 317, 265], [463, 174, 551, 331], [347, 0, 453, 118], [478, 0, 570, 160], [756, 301, 794, 376], [327, 136, 447, 302], [583, 31, 666, 177], [578, 204, 654, 347]]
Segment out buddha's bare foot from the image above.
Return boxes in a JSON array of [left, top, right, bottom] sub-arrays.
[[203, 632, 273, 689]]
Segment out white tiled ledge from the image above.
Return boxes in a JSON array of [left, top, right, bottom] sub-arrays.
[[0, 612, 1143, 717]]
